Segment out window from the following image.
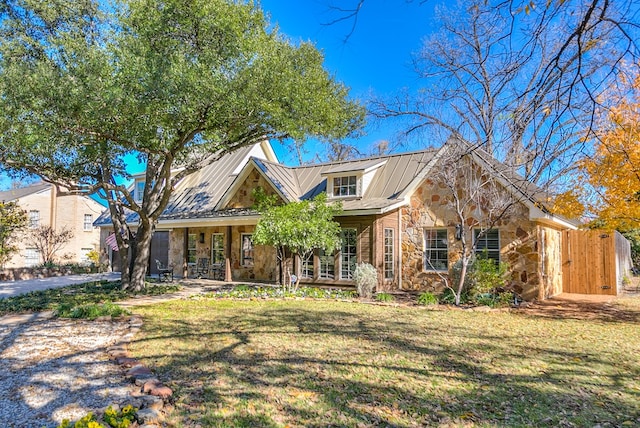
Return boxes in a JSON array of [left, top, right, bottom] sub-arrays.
[[80, 248, 93, 264], [83, 214, 93, 231], [301, 253, 314, 279], [319, 249, 334, 279], [28, 210, 40, 228], [187, 233, 197, 264], [340, 228, 357, 279], [384, 228, 394, 280], [424, 229, 448, 271], [241, 234, 254, 266], [24, 248, 40, 267], [135, 181, 145, 202], [474, 228, 500, 262], [211, 234, 224, 265], [333, 176, 357, 197]]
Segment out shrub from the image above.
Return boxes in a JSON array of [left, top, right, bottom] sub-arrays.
[[57, 404, 137, 428], [353, 262, 377, 299], [417, 291, 438, 306], [55, 302, 130, 319], [375, 292, 394, 302]]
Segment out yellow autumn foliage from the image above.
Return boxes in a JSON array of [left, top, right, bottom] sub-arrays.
[[583, 72, 640, 229]]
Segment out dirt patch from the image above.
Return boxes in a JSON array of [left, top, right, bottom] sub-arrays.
[[515, 291, 640, 322]]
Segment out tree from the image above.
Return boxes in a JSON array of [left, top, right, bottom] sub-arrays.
[[581, 71, 640, 230], [252, 191, 343, 290], [0, 201, 27, 267], [373, 0, 640, 189], [419, 142, 516, 305], [30, 225, 74, 265], [0, 0, 365, 290]]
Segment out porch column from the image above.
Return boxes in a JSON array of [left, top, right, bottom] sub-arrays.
[[225, 225, 232, 282], [183, 228, 189, 278]]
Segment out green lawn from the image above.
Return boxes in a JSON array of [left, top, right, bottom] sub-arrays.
[[130, 297, 640, 427]]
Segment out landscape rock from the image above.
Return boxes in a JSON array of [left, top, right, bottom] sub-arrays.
[[136, 408, 163, 425]]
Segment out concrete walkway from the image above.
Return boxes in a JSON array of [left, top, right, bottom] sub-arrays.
[[0, 272, 121, 300]]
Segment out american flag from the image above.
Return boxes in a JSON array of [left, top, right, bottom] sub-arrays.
[[105, 232, 119, 252]]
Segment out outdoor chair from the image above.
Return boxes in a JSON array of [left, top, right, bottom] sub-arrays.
[[195, 257, 209, 278], [155, 259, 174, 282]]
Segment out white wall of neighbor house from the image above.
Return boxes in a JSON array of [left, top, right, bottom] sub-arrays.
[[4, 188, 104, 268]]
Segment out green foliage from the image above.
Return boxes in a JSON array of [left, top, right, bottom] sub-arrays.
[[469, 255, 509, 297], [0, 0, 364, 291], [439, 287, 470, 305], [0, 279, 180, 316], [353, 262, 378, 299], [205, 285, 356, 300], [0, 201, 27, 267], [55, 301, 130, 319], [57, 404, 137, 428], [253, 191, 343, 289], [375, 292, 394, 302], [417, 291, 438, 305]]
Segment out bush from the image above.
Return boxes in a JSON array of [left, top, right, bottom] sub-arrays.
[[353, 263, 377, 299], [55, 302, 130, 319], [375, 292, 394, 302], [57, 404, 137, 428], [417, 291, 438, 306]]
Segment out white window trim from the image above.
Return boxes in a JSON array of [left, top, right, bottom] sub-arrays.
[[211, 233, 225, 266], [423, 228, 449, 272], [83, 214, 93, 231], [328, 174, 362, 198], [383, 228, 394, 280], [241, 233, 254, 267], [473, 228, 501, 262]]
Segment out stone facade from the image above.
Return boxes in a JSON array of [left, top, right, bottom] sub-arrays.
[[400, 176, 549, 300]]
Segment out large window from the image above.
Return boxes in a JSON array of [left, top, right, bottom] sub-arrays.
[[384, 228, 394, 280], [333, 176, 357, 197], [241, 234, 254, 266], [211, 234, 225, 265], [28, 210, 40, 229], [319, 249, 334, 279], [83, 214, 93, 231], [301, 253, 314, 279], [474, 228, 500, 262], [24, 248, 40, 267], [424, 229, 448, 271], [340, 228, 357, 279], [187, 233, 197, 264]]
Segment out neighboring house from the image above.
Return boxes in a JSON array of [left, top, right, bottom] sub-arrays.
[[0, 183, 104, 268], [95, 139, 583, 300]]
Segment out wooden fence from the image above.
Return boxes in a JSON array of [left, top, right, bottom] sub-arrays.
[[562, 230, 632, 295]]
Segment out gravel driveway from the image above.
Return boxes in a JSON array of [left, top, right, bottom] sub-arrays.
[[0, 316, 136, 427]]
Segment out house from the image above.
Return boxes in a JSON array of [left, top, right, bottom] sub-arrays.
[[95, 139, 583, 300], [0, 183, 104, 268]]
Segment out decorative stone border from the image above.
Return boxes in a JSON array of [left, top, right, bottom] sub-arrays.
[[105, 315, 174, 427]]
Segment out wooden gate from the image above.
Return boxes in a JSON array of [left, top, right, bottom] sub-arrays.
[[562, 230, 619, 295]]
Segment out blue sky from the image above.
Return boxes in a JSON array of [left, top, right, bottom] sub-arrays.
[[259, 0, 436, 164], [0, 1, 436, 189]]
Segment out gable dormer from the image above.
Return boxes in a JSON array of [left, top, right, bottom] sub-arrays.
[[322, 160, 387, 200]]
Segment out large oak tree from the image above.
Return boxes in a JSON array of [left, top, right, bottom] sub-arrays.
[[0, 0, 365, 289]]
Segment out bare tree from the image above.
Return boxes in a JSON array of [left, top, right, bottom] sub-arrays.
[[419, 142, 517, 305], [331, 0, 640, 190], [30, 226, 74, 265]]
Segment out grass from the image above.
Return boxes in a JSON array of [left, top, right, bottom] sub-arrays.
[[130, 296, 640, 427], [0, 280, 180, 316]]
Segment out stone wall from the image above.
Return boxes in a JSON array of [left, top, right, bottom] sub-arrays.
[[224, 168, 282, 209], [400, 176, 545, 299], [168, 225, 276, 282]]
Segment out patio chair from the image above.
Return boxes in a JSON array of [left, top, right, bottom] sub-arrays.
[[195, 258, 209, 278], [155, 259, 174, 282]]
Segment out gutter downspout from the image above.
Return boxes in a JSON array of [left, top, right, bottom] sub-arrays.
[[50, 185, 57, 230]]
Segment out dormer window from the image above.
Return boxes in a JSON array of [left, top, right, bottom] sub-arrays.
[[135, 181, 145, 202], [333, 176, 357, 197]]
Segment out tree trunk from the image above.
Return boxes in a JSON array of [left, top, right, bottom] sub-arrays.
[[456, 255, 471, 306], [131, 221, 154, 291]]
